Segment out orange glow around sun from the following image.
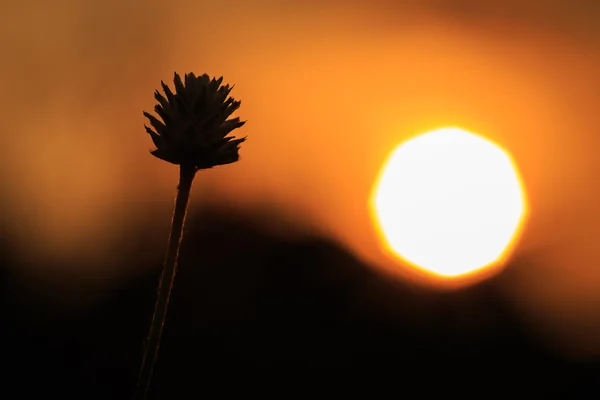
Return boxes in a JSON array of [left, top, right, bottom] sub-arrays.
[[371, 127, 528, 278]]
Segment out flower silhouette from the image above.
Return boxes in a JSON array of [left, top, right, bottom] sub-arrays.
[[144, 72, 246, 169], [136, 72, 247, 400]]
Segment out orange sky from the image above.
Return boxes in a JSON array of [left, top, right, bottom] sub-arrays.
[[2, 0, 600, 358]]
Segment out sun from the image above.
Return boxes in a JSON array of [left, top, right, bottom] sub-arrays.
[[371, 127, 527, 278]]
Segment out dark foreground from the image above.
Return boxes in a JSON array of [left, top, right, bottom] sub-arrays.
[[1, 206, 598, 398]]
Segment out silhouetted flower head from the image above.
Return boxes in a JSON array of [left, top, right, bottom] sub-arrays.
[[144, 72, 246, 169]]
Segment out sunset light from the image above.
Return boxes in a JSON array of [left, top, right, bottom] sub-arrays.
[[4, 1, 600, 393], [371, 127, 527, 278]]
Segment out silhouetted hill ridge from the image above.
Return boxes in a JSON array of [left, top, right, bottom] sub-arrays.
[[0, 205, 598, 398]]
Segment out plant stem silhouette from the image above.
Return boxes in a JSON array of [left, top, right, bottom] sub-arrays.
[[134, 72, 246, 399], [135, 164, 196, 399]]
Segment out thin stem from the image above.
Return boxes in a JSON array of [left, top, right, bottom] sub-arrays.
[[135, 164, 197, 400]]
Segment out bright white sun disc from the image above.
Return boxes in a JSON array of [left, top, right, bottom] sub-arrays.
[[372, 127, 527, 277]]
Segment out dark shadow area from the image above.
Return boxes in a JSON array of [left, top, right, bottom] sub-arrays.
[[0, 205, 598, 398]]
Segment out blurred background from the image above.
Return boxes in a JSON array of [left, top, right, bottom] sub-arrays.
[[1, 0, 600, 397]]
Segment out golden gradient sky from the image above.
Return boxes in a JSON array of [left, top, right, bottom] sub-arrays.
[[2, 0, 600, 357]]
